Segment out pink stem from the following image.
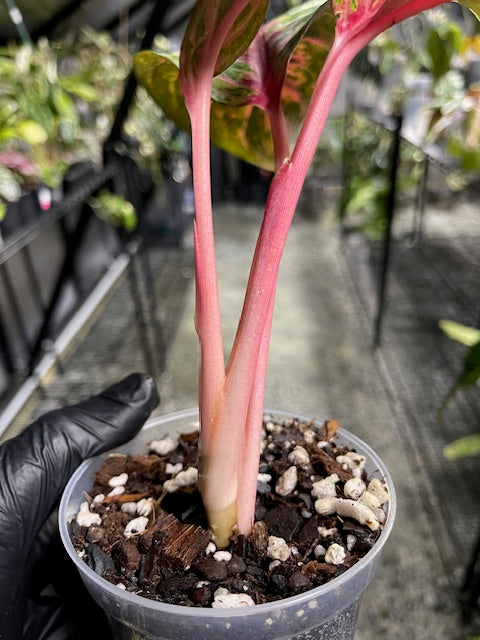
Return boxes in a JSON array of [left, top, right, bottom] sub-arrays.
[[269, 102, 290, 172], [225, 35, 361, 533], [235, 287, 275, 535], [188, 78, 225, 451]]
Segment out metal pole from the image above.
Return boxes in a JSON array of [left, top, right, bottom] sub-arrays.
[[372, 113, 403, 348], [104, 0, 174, 154]]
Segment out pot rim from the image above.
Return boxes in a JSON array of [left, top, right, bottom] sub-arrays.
[[59, 407, 396, 619]]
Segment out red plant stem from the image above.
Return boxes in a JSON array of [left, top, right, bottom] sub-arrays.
[[188, 76, 225, 452], [182, 0, 255, 450], [223, 34, 367, 534], [269, 102, 291, 172], [236, 287, 276, 534]]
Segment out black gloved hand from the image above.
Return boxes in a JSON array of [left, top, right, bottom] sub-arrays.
[[0, 373, 159, 640]]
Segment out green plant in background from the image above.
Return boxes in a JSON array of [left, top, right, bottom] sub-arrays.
[[421, 15, 480, 175], [439, 319, 480, 459], [0, 38, 89, 188], [338, 112, 420, 240], [124, 84, 185, 193], [338, 7, 480, 235], [0, 27, 178, 216], [88, 189, 137, 232]]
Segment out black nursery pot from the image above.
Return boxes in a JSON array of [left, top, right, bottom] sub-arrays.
[[59, 408, 396, 640]]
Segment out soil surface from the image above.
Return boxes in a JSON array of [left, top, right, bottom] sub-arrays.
[[69, 416, 389, 607]]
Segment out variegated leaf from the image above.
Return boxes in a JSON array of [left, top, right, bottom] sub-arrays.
[[180, 0, 269, 80]]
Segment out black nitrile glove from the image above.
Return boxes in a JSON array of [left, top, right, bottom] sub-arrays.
[[0, 373, 159, 640]]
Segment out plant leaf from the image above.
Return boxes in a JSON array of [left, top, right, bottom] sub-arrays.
[[136, 1, 336, 169], [16, 120, 48, 145], [211, 0, 335, 149], [457, 341, 480, 388], [444, 433, 480, 459], [180, 0, 269, 79], [136, 0, 480, 171], [135, 51, 274, 169], [134, 52, 191, 133], [439, 319, 480, 347]]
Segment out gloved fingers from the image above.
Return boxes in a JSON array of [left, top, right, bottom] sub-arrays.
[[60, 371, 160, 459], [0, 372, 158, 639]]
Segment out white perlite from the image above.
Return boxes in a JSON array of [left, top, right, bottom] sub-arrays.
[[275, 466, 298, 496], [325, 543, 346, 565], [149, 436, 177, 456], [121, 502, 138, 515], [267, 536, 291, 561], [165, 462, 183, 475], [367, 477, 390, 504], [137, 498, 154, 517], [336, 452, 366, 477], [212, 592, 255, 608], [107, 486, 125, 497], [124, 516, 149, 537], [205, 542, 216, 555], [76, 501, 101, 528], [163, 467, 198, 492], [346, 534, 357, 551], [343, 477, 366, 500], [302, 429, 315, 444], [311, 473, 339, 499], [315, 496, 380, 531], [358, 490, 380, 510], [108, 473, 128, 487], [257, 472, 272, 483], [358, 490, 386, 523], [287, 445, 310, 466], [213, 551, 232, 562]]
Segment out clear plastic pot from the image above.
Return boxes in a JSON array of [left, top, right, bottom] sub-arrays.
[[59, 408, 396, 640]]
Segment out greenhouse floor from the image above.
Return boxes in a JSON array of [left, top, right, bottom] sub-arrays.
[[2, 191, 480, 639]]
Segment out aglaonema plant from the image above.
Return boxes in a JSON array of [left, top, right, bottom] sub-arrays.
[[135, 0, 480, 547]]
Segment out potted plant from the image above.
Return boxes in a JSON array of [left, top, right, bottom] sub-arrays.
[[60, 1, 480, 638]]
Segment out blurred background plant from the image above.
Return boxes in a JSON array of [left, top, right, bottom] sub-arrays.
[[337, 112, 421, 241], [439, 319, 480, 460], [0, 28, 179, 220], [88, 188, 137, 232], [337, 7, 480, 239]]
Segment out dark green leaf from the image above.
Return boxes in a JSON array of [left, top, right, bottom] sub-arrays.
[[456, 341, 480, 388], [180, 0, 269, 80], [425, 22, 463, 80]]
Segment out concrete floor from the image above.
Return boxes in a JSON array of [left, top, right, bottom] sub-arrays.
[[3, 192, 479, 638]]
